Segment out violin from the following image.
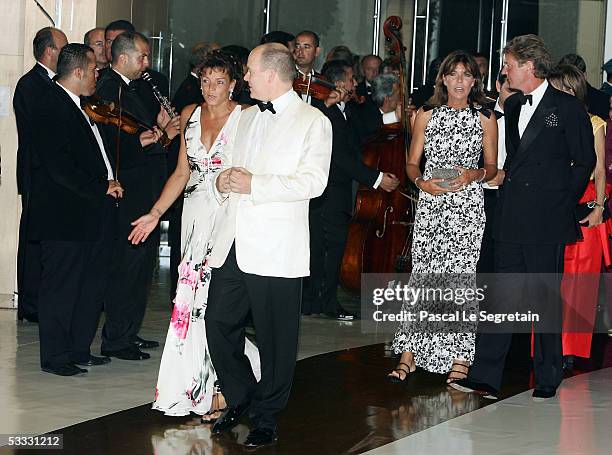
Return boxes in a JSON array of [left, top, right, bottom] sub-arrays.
[[83, 96, 150, 134], [293, 74, 336, 101]]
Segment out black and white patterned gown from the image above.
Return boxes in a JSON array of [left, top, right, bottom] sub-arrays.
[[391, 105, 486, 374]]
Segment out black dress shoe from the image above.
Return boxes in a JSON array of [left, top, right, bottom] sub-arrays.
[[449, 379, 498, 400], [244, 427, 278, 448], [74, 355, 111, 366], [532, 387, 556, 400], [211, 404, 250, 434], [130, 336, 159, 349], [18, 313, 39, 323], [42, 364, 87, 376], [101, 347, 150, 360]]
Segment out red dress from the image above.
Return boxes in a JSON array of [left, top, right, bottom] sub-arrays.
[[561, 180, 612, 357]]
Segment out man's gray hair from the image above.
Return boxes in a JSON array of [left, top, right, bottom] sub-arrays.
[[371, 74, 399, 106], [259, 43, 296, 82]]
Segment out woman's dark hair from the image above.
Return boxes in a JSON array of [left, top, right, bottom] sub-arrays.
[[198, 49, 245, 95], [429, 50, 488, 107], [548, 64, 588, 108]]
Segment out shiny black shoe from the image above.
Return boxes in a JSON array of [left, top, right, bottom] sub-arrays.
[[211, 403, 250, 434], [101, 346, 150, 360], [74, 355, 111, 366], [244, 427, 278, 449], [42, 363, 87, 376], [17, 313, 39, 323], [130, 336, 159, 349], [532, 387, 556, 401]]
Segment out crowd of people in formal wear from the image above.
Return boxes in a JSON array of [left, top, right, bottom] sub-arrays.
[[12, 17, 612, 448]]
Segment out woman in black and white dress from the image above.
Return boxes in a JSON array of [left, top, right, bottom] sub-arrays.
[[388, 51, 498, 383]]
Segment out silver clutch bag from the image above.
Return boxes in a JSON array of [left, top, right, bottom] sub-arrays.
[[431, 168, 460, 188]]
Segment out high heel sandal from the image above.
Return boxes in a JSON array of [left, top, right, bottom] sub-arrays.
[[446, 361, 469, 384], [201, 381, 227, 424], [387, 362, 416, 383]]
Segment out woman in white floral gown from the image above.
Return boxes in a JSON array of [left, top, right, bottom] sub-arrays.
[[129, 50, 260, 420]]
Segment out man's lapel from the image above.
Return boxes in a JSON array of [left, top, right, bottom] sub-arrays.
[[55, 85, 102, 155], [516, 85, 555, 156]]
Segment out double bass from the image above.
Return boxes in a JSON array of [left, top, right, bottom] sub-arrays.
[[340, 16, 417, 293]]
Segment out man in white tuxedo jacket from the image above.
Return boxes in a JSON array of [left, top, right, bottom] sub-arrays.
[[205, 43, 332, 448]]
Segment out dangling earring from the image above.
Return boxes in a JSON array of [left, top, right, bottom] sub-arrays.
[[229, 90, 233, 100]]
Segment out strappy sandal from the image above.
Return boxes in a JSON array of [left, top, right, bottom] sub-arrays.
[[387, 362, 416, 383], [446, 361, 469, 384], [201, 381, 227, 424]]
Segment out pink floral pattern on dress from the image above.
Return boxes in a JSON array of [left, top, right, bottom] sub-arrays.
[[170, 300, 190, 339], [178, 260, 199, 290]]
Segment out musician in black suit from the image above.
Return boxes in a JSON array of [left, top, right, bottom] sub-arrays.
[[96, 31, 179, 360], [453, 35, 595, 400], [350, 73, 403, 145], [559, 53, 611, 121], [31, 44, 122, 375], [355, 54, 382, 99], [304, 60, 399, 319], [13, 27, 67, 323]]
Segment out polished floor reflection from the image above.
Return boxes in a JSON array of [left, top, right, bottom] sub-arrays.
[[3, 336, 611, 454], [2, 254, 612, 454]]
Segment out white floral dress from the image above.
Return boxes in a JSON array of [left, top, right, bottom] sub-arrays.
[[391, 105, 485, 374], [153, 105, 260, 416]]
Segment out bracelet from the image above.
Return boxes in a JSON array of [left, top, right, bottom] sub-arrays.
[[587, 200, 606, 211], [414, 176, 423, 188], [477, 168, 487, 183]]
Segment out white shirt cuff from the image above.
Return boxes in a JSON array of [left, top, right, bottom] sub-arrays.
[[373, 172, 383, 189], [380, 110, 399, 125]]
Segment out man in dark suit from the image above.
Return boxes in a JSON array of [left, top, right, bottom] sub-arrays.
[[453, 35, 595, 400], [304, 60, 399, 320], [559, 53, 610, 121], [356, 54, 382, 99], [96, 31, 179, 360], [31, 44, 122, 375], [13, 27, 67, 323]]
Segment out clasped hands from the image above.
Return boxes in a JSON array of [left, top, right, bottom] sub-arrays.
[[106, 179, 123, 198], [216, 167, 252, 194], [418, 167, 480, 196]]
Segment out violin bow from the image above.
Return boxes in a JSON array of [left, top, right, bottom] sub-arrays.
[[115, 83, 122, 183]]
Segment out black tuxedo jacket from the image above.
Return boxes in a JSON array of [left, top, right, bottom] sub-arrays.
[[96, 68, 166, 171], [356, 81, 372, 97], [494, 85, 595, 245], [587, 83, 610, 121], [172, 73, 203, 114], [29, 84, 111, 242], [311, 102, 379, 215], [349, 97, 384, 145], [13, 63, 55, 195]]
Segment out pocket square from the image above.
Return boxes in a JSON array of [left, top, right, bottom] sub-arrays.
[[544, 112, 559, 127]]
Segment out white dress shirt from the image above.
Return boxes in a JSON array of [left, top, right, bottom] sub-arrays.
[[113, 68, 132, 86], [37, 61, 56, 79], [246, 89, 295, 169], [482, 100, 507, 190], [57, 82, 114, 180], [297, 67, 315, 104], [518, 79, 548, 138]]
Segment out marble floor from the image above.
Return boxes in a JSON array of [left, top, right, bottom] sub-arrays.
[[0, 258, 384, 438], [1, 258, 612, 454]]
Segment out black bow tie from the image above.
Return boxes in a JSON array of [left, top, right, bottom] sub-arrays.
[[257, 101, 276, 114], [517, 92, 533, 106]]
